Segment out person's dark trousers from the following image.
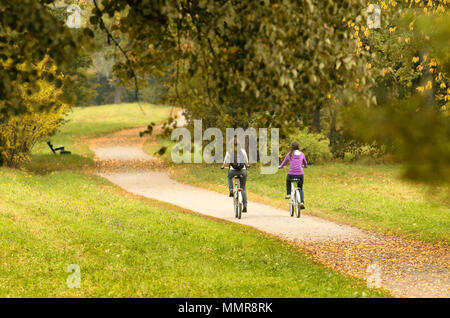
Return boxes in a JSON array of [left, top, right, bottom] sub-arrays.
[[286, 174, 304, 203], [228, 169, 247, 207]]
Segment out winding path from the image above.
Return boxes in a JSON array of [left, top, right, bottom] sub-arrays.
[[87, 115, 449, 298]]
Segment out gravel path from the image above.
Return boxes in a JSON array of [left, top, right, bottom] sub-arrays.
[[92, 146, 152, 161], [88, 115, 449, 298], [99, 170, 367, 242]]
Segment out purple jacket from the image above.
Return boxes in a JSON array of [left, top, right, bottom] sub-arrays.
[[279, 151, 307, 175]]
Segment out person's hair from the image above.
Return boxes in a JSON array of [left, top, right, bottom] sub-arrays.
[[289, 141, 300, 158]]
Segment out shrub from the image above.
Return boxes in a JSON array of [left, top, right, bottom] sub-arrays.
[[283, 128, 332, 164], [0, 63, 69, 167], [340, 142, 388, 162]]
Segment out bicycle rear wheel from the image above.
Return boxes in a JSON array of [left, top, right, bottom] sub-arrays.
[[234, 192, 239, 218], [236, 192, 242, 219], [295, 189, 301, 218]]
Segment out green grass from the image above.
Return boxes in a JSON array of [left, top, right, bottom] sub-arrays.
[[33, 103, 172, 158], [0, 168, 389, 297], [25, 103, 172, 173], [149, 138, 450, 244]]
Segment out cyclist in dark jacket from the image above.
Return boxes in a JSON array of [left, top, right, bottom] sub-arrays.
[[221, 137, 249, 212]]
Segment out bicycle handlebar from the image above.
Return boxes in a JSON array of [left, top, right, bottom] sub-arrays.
[[220, 164, 250, 169]]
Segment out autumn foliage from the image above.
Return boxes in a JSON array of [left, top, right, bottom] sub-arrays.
[[0, 60, 69, 167]]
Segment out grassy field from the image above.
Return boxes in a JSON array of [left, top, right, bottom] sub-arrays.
[[34, 103, 172, 156], [25, 103, 172, 173], [148, 138, 450, 244], [0, 103, 390, 297], [0, 169, 389, 297]]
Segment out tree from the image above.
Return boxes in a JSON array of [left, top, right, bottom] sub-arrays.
[[0, 0, 93, 115], [0, 59, 69, 166], [344, 2, 450, 183], [2, 0, 448, 183], [0, 0, 94, 161], [88, 0, 374, 138]]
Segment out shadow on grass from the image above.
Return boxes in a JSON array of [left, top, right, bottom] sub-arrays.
[[23, 154, 94, 174]]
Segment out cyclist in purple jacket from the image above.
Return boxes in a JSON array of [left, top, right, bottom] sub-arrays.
[[278, 141, 308, 208]]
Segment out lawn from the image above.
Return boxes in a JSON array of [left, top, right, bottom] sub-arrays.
[[26, 103, 172, 173], [33, 103, 172, 157], [0, 169, 389, 297], [147, 138, 450, 244]]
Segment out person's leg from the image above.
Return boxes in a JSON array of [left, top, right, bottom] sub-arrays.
[[240, 170, 247, 207], [298, 174, 304, 203], [286, 174, 292, 195], [227, 169, 234, 195]]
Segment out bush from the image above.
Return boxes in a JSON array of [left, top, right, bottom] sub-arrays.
[[283, 128, 332, 164], [330, 128, 390, 162], [339, 141, 388, 162], [0, 64, 69, 167]]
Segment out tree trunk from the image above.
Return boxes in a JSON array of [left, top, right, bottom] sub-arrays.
[[114, 82, 122, 104], [419, 50, 435, 108], [0, 137, 4, 166], [329, 107, 338, 149], [313, 105, 321, 133]]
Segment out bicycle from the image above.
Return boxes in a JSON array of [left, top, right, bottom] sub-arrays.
[[221, 165, 248, 219], [289, 178, 304, 218]]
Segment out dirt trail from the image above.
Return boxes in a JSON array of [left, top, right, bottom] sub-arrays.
[[88, 114, 449, 298]]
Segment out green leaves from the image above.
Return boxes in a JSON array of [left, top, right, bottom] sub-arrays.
[[81, 0, 373, 135], [0, 0, 94, 116], [2, 0, 446, 184]]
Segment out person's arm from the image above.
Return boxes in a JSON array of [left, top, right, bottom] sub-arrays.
[[279, 154, 289, 169], [221, 151, 230, 169], [302, 155, 308, 168], [241, 149, 250, 168]]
